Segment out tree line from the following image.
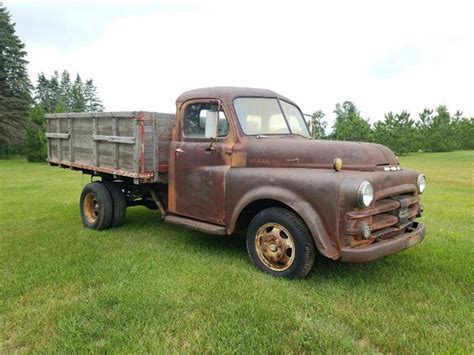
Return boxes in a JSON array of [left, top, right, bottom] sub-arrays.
[[308, 101, 473, 155], [25, 70, 104, 161], [0, 4, 104, 160]]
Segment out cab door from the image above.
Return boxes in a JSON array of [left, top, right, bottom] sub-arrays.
[[168, 100, 233, 225]]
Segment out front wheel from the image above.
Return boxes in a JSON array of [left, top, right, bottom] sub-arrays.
[[246, 207, 316, 279]]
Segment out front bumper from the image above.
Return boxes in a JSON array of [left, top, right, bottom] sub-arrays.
[[340, 222, 425, 263]]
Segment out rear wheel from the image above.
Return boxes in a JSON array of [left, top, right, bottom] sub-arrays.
[[246, 207, 316, 279], [102, 181, 127, 228], [80, 182, 113, 230]]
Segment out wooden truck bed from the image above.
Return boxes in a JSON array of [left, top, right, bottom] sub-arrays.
[[45, 111, 175, 183]]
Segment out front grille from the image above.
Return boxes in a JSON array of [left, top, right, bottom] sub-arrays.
[[345, 193, 420, 246]]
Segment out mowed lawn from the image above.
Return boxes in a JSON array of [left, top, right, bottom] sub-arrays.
[[0, 151, 472, 353]]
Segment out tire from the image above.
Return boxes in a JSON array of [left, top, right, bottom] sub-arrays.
[[102, 181, 127, 228], [80, 182, 113, 230], [246, 207, 316, 279]]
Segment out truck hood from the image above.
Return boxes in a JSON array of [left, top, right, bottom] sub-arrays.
[[245, 137, 398, 171]]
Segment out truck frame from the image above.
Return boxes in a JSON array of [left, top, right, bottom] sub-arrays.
[[46, 87, 426, 278]]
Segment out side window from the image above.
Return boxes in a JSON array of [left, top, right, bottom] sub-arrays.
[[184, 103, 229, 138]]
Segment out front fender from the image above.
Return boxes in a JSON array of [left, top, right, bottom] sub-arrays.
[[225, 167, 346, 259]]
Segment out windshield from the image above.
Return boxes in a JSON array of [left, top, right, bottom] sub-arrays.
[[234, 97, 310, 138]]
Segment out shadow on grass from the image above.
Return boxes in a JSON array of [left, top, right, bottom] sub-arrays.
[[121, 206, 425, 285]]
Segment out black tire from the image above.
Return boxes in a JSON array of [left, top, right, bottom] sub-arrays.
[[246, 207, 316, 279], [102, 181, 127, 228], [80, 182, 113, 230]]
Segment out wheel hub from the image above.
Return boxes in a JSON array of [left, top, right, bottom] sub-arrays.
[[255, 223, 295, 271], [84, 192, 99, 224]]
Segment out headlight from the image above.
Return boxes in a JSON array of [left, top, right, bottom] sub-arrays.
[[357, 181, 374, 208], [417, 174, 426, 194]]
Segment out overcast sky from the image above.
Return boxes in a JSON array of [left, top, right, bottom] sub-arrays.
[[6, 0, 474, 127]]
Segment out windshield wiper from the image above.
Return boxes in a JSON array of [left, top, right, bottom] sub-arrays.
[[256, 135, 270, 139], [281, 133, 311, 139]]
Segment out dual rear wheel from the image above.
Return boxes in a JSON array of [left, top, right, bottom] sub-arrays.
[[80, 182, 126, 230]]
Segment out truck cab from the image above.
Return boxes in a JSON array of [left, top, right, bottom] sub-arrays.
[[46, 87, 426, 279]]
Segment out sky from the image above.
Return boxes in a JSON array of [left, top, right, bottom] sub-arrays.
[[6, 0, 474, 128]]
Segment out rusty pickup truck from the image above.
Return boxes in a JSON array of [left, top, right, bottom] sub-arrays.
[[46, 87, 426, 278]]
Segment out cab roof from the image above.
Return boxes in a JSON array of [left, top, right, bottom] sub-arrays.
[[176, 86, 296, 105]]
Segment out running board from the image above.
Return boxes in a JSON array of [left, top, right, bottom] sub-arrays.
[[164, 214, 227, 235]]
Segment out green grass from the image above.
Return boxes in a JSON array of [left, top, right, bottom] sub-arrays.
[[1, 151, 473, 353]]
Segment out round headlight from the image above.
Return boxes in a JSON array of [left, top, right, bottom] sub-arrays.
[[417, 174, 426, 194], [357, 181, 374, 208]]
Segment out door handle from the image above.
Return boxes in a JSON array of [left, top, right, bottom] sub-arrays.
[[175, 148, 184, 155]]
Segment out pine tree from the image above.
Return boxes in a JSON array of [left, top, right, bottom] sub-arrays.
[[34, 71, 61, 113], [372, 111, 417, 155], [84, 79, 104, 112], [417, 106, 456, 152], [0, 3, 31, 156], [59, 70, 72, 110], [71, 74, 86, 112]]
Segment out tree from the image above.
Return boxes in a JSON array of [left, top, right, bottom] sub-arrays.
[[417, 106, 456, 152], [308, 110, 327, 139], [71, 74, 86, 112], [25, 71, 105, 160], [372, 111, 417, 155], [59, 70, 72, 109], [451, 112, 474, 150], [34, 71, 60, 113], [25, 105, 46, 162], [34, 71, 104, 113], [84, 79, 104, 112], [331, 101, 371, 142], [0, 4, 31, 156]]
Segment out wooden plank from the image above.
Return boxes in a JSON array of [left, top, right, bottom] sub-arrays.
[[45, 132, 70, 139], [92, 135, 135, 145], [47, 118, 51, 160], [112, 116, 118, 169], [133, 114, 140, 174], [152, 114, 158, 181], [68, 117, 74, 162], [56, 118, 62, 161], [92, 116, 98, 166]]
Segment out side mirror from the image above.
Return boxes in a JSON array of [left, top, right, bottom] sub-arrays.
[[205, 109, 218, 139]]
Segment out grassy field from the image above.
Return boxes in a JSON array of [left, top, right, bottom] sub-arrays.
[[0, 151, 473, 353]]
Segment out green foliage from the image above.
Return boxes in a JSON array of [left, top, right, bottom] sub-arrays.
[[308, 110, 327, 139], [84, 79, 104, 112], [320, 101, 472, 155], [71, 74, 86, 112], [59, 70, 72, 109], [452, 113, 474, 150], [372, 111, 417, 155], [417, 106, 456, 152], [0, 3, 31, 157], [54, 99, 66, 113], [25, 105, 46, 162], [331, 101, 371, 142], [34, 70, 104, 114], [35, 72, 59, 113]]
